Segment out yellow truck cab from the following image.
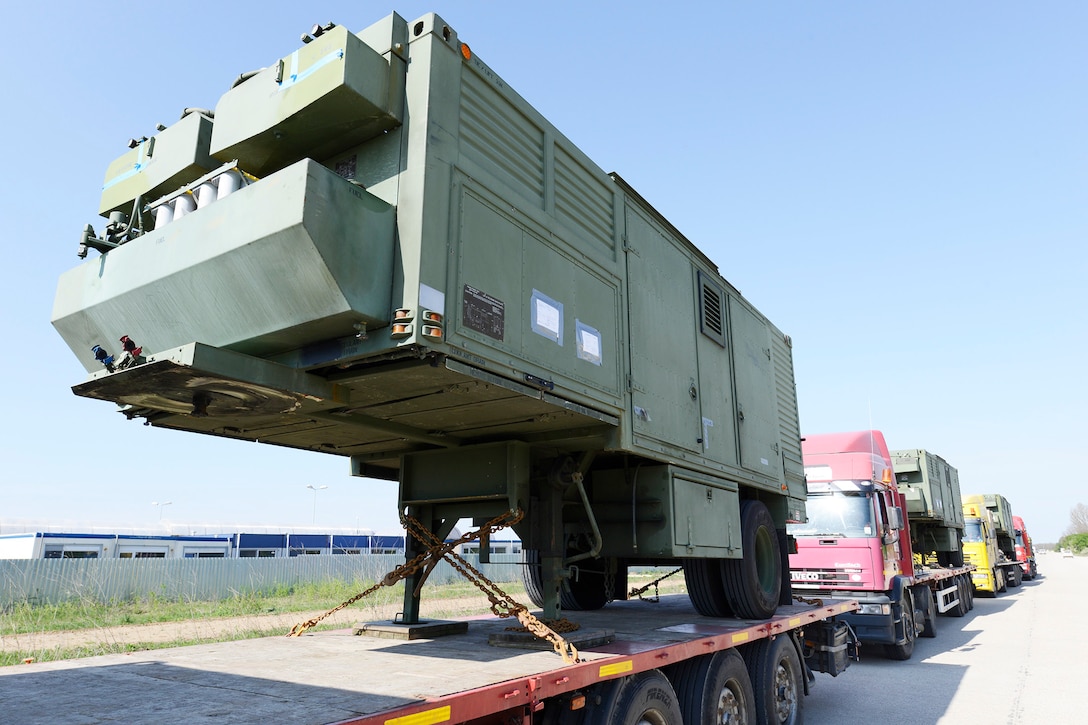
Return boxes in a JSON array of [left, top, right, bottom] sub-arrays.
[[962, 494, 1022, 595]]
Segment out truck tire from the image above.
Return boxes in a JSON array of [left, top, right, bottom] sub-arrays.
[[585, 670, 683, 725], [996, 568, 1007, 593], [565, 557, 611, 611], [722, 500, 782, 620], [918, 587, 938, 638], [885, 589, 916, 660], [964, 575, 975, 609], [667, 650, 755, 725], [522, 549, 546, 608], [522, 549, 611, 611], [744, 634, 804, 725], [683, 559, 734, 618], [949, 577, 967, 617], [1007, 566, 1022, 588]]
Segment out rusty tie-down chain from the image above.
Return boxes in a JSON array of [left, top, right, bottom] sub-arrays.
[[505, 616, 580, 634], [401, 512, 581, 665], [793, 594, 825, 607], [287, 509, 582, 664], [287, 509, 522, 637], [627, 566, 683, 602], [286, 555, 424, 637]]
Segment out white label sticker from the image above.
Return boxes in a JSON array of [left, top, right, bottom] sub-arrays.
[[536, 299, 559, 334], [530, 289, 563, 344], [576, 320, 602, 365], [419, 283, 445, 313]]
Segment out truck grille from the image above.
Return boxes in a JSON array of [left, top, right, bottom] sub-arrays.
[[791, 568, 860, 586]]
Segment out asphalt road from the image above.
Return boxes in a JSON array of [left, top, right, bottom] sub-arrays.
[[804, 552, 1087, 724]]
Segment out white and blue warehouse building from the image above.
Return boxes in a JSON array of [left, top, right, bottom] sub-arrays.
[[0, 530, 522, 559]]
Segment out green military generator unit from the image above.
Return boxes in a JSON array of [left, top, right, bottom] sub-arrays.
[[53, 12, 805, 623], [892, 449, 965, 567]]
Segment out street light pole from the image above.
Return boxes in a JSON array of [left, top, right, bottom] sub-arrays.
[[151, 501, 172, 521], [305, 485, 327, 525]]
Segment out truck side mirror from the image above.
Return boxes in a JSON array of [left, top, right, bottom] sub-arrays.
[[888, 506, 904, 530], [882, 507, 904, 544]]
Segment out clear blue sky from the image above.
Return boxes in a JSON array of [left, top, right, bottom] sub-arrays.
[[2, 2, 1084, 542]]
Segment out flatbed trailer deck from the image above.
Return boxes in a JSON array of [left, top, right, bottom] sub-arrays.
[[1, 595, 856, 723]]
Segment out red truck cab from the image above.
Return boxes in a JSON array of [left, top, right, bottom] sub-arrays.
[[789, 431, 974, 660], [789, 432, 917, 655], [1013, 515, 1038, 579]]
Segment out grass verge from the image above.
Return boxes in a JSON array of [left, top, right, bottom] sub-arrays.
[[0, 626, 294, 667], [1, 568, 686, 667]]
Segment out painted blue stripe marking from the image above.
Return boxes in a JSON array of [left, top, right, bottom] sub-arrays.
[[279, 48, 344, 90], [102, 141, 150, 191]]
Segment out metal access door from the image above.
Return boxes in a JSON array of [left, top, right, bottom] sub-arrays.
[[729, 300, 778, 477], [624, 205, 702, 454]]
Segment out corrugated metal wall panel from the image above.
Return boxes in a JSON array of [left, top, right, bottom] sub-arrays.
[[771, 330, 804, 492], [459, 71, 545, 207], [554, 145, 614, 251], [0, 556, 521, 607]]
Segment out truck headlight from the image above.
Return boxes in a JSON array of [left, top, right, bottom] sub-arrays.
[[856, 604, 891, 616]]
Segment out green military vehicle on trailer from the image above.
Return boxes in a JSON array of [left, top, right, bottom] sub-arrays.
[[52, 11, 805, 627], [983, 492, 1023, 587], [891, 449, 966, 567]]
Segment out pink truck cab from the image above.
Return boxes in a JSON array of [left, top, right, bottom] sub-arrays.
[[789, 431, 911, 591], [789, 431, 974, 660]]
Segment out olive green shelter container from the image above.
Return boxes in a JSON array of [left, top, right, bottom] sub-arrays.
[[53, 12, 805, 622], [892, 449, 965, 566]]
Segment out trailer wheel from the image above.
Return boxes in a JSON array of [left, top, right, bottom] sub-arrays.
[[722, 500, 782, 620], [667, 650, 755, 725], [564, 557, 610, 611], [522, 549, 611, 611], [885, 589, 916, 660], [1007, 565, 1022, 588], [585, 670, 683, 725], [744, 635, 804, 725], [683, 559, 734, 618], [956, 577, 967, 613], [522, 549, 546, 608], [965, 575, 975, 609], [948, 577, 967, 618], [918, 588, 938, 638]]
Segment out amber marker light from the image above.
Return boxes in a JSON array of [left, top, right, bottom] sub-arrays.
[[461, 42, 472, 60]]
